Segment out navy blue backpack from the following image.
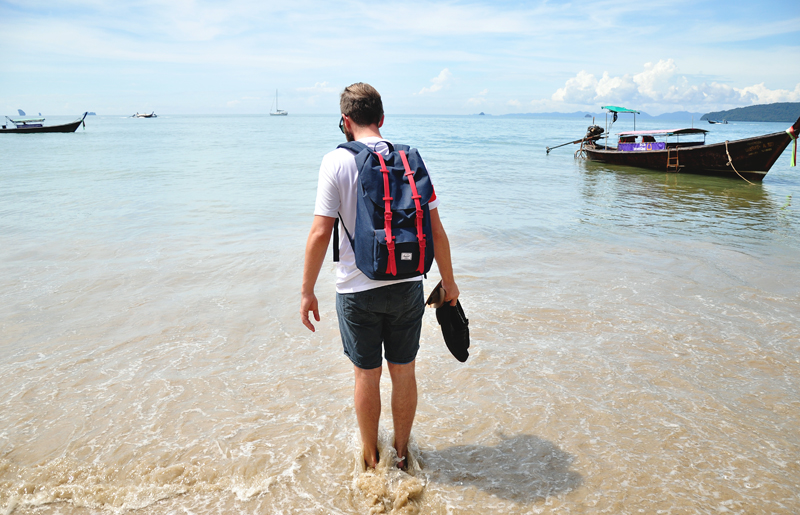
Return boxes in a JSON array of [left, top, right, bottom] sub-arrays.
[[334, 141, 435, 280]]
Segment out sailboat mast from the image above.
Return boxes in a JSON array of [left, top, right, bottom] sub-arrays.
[[270, 89, 287, 115]]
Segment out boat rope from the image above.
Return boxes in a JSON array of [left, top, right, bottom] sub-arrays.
[[574, 139, 587, 160], [724, 140, 754, 185], [786, 126, 797, 167]]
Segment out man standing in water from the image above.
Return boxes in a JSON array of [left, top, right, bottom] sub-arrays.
[[300, 83, 459, 469]]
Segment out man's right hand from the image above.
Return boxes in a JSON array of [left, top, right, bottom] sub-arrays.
[[300, 292, 320, 332]]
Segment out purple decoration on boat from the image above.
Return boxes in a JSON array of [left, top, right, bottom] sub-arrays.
[[618, 142, 666, 152]]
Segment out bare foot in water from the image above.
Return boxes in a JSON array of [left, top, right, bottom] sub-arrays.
[[394, 440, 409, 470], [364, 449, 379, 469]]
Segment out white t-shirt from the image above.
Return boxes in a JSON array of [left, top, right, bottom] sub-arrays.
[[314, 136, 440, 293]]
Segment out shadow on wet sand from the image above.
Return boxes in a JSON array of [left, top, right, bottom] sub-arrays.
[[419, 434, 582, 503]]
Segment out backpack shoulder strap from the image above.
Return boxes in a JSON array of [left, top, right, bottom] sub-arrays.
[[333, 213, 355, 263], [331, 142, 370, 264], [337, 141, 369, 154], [333, 216, 339, 262], [337, 140, 396, 154]]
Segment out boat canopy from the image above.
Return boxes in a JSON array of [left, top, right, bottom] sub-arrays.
[[602, 106, 641, 114], [7, 117, 45, 124], [618, 128, 708, 136]]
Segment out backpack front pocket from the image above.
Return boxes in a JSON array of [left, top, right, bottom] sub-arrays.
[[374, 228, 422, 278]]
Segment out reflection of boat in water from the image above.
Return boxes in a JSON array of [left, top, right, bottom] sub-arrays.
[[578, 157, 784, 230], [270, 90, 287, 116], [2, 113, 88, 134], [574, 106, 799, 182], [133, 112, 157, 118]]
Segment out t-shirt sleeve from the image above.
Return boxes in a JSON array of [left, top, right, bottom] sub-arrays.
[[429, 186, 440, 210], [314, 153, 340, 218]]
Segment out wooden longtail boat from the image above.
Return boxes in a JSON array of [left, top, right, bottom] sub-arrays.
[[1, 112, 88, 134], [576, 107, 799, 182]]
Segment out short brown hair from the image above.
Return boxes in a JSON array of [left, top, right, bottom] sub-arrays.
[[340, 83, 383, 127]]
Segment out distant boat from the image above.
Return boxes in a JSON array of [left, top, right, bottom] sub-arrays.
[[2, 113, 88, 134], [708, 119, 728, 124], [270, 90, 288, 116], [566, 106, 799, 182], [133, 112, 157, 118]]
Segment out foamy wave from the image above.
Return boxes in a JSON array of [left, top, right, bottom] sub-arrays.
[[0, 456, 276, 513]]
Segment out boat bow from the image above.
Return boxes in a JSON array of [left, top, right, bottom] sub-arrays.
[[786, 116, 800, 167]]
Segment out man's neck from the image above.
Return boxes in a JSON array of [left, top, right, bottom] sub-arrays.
[[350, 124, 382, 141]]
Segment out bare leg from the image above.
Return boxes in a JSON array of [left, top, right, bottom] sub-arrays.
[[354, 365, 382, 468], [387, 360, 417, 466]]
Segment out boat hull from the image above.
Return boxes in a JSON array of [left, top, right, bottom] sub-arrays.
[[1, 113, 87, 134], [584, 121, 798, 182]]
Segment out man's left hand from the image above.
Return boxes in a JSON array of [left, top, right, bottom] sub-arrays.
[[300, 293, 320, 332]]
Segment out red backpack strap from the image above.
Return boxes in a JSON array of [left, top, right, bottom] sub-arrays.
[[375, 153, 397, 276], [398, 150, 426, 274]]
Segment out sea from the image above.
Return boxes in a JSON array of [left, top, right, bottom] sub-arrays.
[[1, 114, 799, 515]]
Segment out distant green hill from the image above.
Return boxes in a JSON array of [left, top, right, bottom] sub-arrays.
[[701, 102, 800, 122]]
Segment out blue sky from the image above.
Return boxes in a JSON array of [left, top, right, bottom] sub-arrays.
[[1, 0, 799, 115]]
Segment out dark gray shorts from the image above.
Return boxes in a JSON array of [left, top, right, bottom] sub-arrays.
[[336, 281, 425, 369]]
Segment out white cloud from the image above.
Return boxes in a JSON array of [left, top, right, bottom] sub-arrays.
[[467, 88, 489, 105], [551, 70, 596, 104], [633, 59, 677, 100], [227, 100, 240, 107], [739, 82, 800, 104], [596, 72, 638, 103], [551, 59, 800, 113], [298, 81, 338, 93], [419, 68, 452, 95], [507, 99, 522, 107]]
